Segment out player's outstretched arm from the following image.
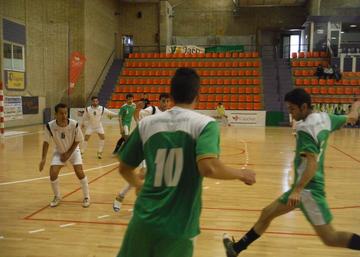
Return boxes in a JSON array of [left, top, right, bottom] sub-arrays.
[[197, 158, 256, 185], [287, 152, 317, 207], [104, 108, 118, 118], [39, 142, 49, 172], [119, 161, 143, 194]]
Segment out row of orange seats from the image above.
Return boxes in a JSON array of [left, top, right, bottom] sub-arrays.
[[295, 78, 360, 86], [312, 97, 357, 104], [115, 85, 170, 93], [114, 85, 262, 94], [107, 101, 262, 110], [119, 78, 261, 85], [196, 102, 262, 110], [293, 70, 316, 76], [199, 94, 261, 102], [129, 52, 259, 59], [342, 72, 360, 78], [200, 86, 261, 94], [112, 93, 166, 101], [122, 69, 261, 77], [292, 60, 328, 67], [298, 86, 360, 95], [291, 51, 328, 58], [125, 60, 261, 68]]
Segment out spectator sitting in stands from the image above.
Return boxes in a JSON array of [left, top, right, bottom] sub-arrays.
[[323, 64, 334, 79], [315, 64, 324, 79]]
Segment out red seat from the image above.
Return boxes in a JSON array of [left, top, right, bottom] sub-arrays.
[[230, 103, 238, 110], [238, 95, 246, 102], [311, 79, 319, 86], [246, 95, 253, 102], [253, 95, 261, 102], [246, 103, 253, 110]]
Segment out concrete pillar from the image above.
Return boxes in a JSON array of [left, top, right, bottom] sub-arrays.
[[159, 0, 172, 52]]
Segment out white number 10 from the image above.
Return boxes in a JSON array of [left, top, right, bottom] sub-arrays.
[[154, 148, 183, 187]]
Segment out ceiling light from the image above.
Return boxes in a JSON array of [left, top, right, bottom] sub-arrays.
[[350, 24, 357, 28]]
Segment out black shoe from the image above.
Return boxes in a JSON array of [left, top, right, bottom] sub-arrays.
[[223, 233, 238, 257]]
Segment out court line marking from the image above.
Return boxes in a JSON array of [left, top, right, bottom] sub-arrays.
[[24, 167, 118, 220], [2, 130, 42, 139], [28, 228, 45, 234], [97, 215, 110, 219], [25, 217, 318, 237], [240, 139, 249, 168], [330, 145, 360, 163], [59, 223, 76, 228], [55, 200, 360, 212], [0, 162, 118, 186]]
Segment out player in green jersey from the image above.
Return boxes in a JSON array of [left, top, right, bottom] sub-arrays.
[[116, 68, 256, 257], [112, 93, 136, 154], [223, 88, 360, 256]]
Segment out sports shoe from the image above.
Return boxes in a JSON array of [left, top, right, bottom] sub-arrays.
[[113, 195, 124, 212], [82, 197, 90, 208], [223, 233, 238, 257], [97, 152, 102, 159], [50, 196, 61, 207]]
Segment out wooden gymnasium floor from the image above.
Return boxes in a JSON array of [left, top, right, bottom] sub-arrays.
[[0, 124, 359, 257]]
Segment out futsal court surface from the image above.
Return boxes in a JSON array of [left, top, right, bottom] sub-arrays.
[[0, 124, 359, 257]]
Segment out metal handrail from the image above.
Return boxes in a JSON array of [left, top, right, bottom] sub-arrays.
[[85, 49, 115, 104]]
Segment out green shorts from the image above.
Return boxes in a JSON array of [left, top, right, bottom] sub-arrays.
[[279, 188, 333, 226], [117, 218, 194, 257]]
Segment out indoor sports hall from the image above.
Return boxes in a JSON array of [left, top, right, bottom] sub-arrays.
[[0, 1, 359, 257]]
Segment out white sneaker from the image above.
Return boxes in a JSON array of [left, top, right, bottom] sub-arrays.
[[113, 195, 124, 212], [50, 196, 61, 207], [82, 197, 90, 208]]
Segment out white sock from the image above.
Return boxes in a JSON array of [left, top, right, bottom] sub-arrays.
[[51, 178, 61, 198], [119, 184, 132, 198], [98, 140, 105, 153], [82, 141, 88, 152], [80, 176, 90, 199]]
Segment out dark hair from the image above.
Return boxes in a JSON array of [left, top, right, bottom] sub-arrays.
[[284, 88, 312, 108], [140, 98, 150, 108], [218, 102, 223, 105], [126, 93, 134, 99], [170, 68, 200, 104], [55, 103, 68, 113], [91, 96, 98, 101], [159, 93, 170, 100]]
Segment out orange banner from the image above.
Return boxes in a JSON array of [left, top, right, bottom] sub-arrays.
[[68, 52, 86, 95]]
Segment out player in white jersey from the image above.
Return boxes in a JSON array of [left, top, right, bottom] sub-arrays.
[[113, 93, 171, 212], [39, 103, 90, 208], [81, 96, 117, 159]]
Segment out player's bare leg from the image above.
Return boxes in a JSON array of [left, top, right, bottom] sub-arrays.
[[49, 165, 63, 207], [73, 165, 90, 207], [97, 133, 105, 159]]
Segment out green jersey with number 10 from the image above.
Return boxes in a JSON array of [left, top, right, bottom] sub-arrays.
[[119, 106, 220, 238], [294, 112, 347, 191]]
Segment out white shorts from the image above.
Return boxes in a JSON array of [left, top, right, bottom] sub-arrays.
[[85, 125, 104, 135], [51, 148, 83, 166], [123, 125, 129, 136]]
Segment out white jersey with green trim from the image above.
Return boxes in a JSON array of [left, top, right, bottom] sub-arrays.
[[294, 112, 347, 190]]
